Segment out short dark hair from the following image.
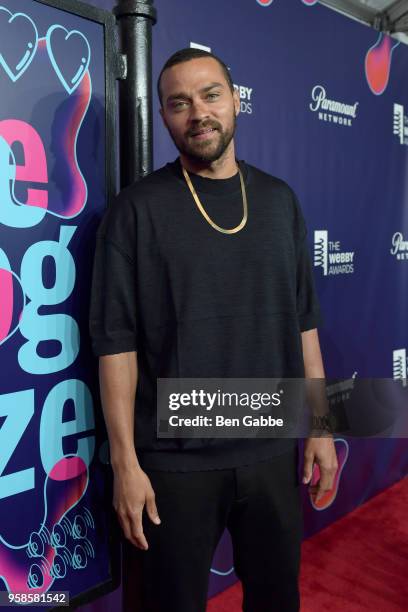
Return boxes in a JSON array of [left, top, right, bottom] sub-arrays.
[[157, 48, 235, 107]]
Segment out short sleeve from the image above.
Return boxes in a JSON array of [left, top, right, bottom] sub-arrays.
[[291, 189, 324, 332], [89, 192, 138, 356]]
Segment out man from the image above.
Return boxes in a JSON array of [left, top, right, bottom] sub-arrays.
[[89, 48, 338, 612]]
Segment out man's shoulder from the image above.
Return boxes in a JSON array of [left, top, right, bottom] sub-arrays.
[[245, 162, 305, 230], [96, 164, 177, 241]]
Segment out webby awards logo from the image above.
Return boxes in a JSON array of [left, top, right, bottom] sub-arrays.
[[314, 230, 355, 276], [393, 349, 407, 387], [393, 103, 408, 146]]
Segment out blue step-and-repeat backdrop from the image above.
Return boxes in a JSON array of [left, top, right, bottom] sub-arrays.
[[0, 0, 407, 609], [147, 0, 408, 598]]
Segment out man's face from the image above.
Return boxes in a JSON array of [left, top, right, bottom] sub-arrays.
[[159, 57, 240, 163]]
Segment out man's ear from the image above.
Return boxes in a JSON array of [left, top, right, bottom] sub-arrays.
[[159, 107, 168, 128], [233, 88, 240, 117]]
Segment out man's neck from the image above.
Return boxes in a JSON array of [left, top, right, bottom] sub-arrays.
[[179, 148, 238, 179]]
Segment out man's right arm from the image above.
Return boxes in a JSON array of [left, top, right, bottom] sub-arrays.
[[99, 351, 139, 471], [88, 199, 161, 550], [99, 351, 161, 551]]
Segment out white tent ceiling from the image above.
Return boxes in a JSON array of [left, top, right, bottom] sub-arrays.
[[320, 0, 408, 43]]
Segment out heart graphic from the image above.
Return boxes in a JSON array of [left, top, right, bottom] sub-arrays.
[[365, 32, 400, 96], [0, 7, 38, 82], [46, 25, 91, 94]]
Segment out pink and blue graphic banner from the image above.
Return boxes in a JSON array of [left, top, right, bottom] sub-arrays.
[[0, 0, 115, 608]]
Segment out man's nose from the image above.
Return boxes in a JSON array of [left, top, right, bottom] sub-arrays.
[[189, 98, 210, 122]]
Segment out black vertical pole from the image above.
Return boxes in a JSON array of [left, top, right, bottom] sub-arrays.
[[111, 6, 157, 607], [113, 0, 157, 188]]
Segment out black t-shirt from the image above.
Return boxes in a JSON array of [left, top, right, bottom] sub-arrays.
[[89, 157, 323, 471]]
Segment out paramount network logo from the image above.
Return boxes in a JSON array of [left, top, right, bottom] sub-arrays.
[[309, 85, 359, 127], [393, 104, 408, 145], [190, 42, 253, 115], [314, 230, 355, 276], [390, 232, 408, 260], [393, 349, 407, 387]]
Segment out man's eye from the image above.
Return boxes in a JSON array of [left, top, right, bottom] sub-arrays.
[[173, 101, 187, 109], [207, 93, 219, 100]]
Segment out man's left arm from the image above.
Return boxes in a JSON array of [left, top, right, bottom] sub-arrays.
[[301, 328, 338, 502]]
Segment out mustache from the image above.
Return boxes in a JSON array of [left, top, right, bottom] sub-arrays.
[[187, 122, 222, 137]]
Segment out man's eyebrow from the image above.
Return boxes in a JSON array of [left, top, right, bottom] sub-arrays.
[[166, 82, 224, 104]]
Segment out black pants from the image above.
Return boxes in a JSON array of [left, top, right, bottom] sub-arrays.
[[123, 446, 303, 612]]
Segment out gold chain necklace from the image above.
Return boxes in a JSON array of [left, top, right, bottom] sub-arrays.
[[181, 163, 248, 234]]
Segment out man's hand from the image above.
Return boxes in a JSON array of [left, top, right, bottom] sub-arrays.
[[113, 465, 161, 550], [302, 437, 338, 503]]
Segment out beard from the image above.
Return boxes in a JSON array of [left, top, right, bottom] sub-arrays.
[[167, 111, 236, 163]]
